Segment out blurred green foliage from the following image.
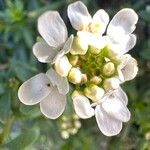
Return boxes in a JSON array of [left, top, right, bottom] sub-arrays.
[[0, 0, 150, 149]]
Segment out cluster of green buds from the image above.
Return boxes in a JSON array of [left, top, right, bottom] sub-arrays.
[[55, 37, 120, 103], [60, 114, 81, 139]]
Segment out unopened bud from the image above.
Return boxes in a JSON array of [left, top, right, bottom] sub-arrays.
[[55, 55, 72, 77], [70, 36, 88, 55], [61, 131, 69, 139], [84, 85, 105, 102], [74, 120, 81, 129], [90, 76, 102, 84], [103, 77, 120, 91], [72, 90, 83, 99], [68, 67, 82, 84], [69, 128, 78, 135], [81, 74, 87, 84], [89, 45, 101, 54], [103, 62, 115, 77], [68, 55, 79, 66]]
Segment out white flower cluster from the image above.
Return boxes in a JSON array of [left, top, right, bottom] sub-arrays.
[[18, 1, 138, 136]]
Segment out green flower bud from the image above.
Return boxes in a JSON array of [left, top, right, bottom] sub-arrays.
[[90, 76, 102, 84], [70, 36, 88, 55], [68, 55, 79, 66], [84, 85, 105, 102], [103, 62, 115, 77], [89, 45, 101, 54], [68, 67, 82, 84]]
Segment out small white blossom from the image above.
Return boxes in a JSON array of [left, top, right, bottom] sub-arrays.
[[72, 88, 130, 136], [18, 68, 69, 119]]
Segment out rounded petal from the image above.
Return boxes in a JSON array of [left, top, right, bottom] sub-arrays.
[[38, 11, 68, 48], [101, 95, 131, 122], [107, 8, 138, 41], [73, 95, 94, 119], [18, 73, 52, 105], [40, 87, 66, 119], [33, 42, 58, 63], [95, 105, 122, 136], [118, 54, 138, 81], [68, 1, 91, 30], [93, 9, 109, 35], [114, 87, 128, 105], [52, 35, 74, 64], [46, 68, 69, 95]]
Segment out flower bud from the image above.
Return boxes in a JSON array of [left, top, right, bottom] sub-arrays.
[[81, 74, 87, 84], [84, 85, 105, 102], [68, 55, 79, 66], [102, 62, 115, 77], [72, 90, 82, 99], [70, 36, 88, 55], [68, 67, 82, 84], [74, 120, 81, 129], [103, 77, 120, 91], [89, 45, 101, 54], [54, 55, 72, 77], [61, 130, 69, 139], [69, 128, 78, 135], [90, 76, 102, 84]]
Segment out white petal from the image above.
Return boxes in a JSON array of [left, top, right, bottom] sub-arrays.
[[77, 31, 106, 49], [46, 68, 69, 95], [40, 86, 66, 119], [38, 11, 68, 48], [67, 1, 91, 30], [33, 42, 58, 63], [52, 35, 74, 64], [118, 54, 138, 81], [18, 73, 52, 105], [73, 95, 94, 119], [101, 95, 131, 122], [95, 105, 122, 136], [113, 87, 128, 105], [107, 8, 138, 41], [93, 9, 109, 35]]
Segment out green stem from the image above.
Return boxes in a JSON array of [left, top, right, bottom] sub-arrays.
[[0, 116, 15, 144]]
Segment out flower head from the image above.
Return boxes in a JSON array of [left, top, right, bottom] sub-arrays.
[[18, 1, 139, 137]]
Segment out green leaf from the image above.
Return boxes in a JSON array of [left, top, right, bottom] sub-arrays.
[[0, 94, 11, 123], [19, 104, 41, 118], [4, 127, 40, 150]]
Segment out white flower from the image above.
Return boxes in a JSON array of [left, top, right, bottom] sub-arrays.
[[32, 11, 73, 76], [72, 87, 130, 136], [117, 54, 138, 82], [18, 68, 69, 119], [68, 1, 138, 56], [105, 8, 138, 56], [67, 1, 108, 50], [67, 1, 109, 35]]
